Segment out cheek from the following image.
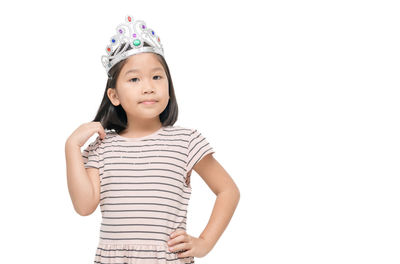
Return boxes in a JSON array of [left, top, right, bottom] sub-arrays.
[[118, 88, 140, 106], [161, 90, 170, 103], [161, 82, 169, 97]]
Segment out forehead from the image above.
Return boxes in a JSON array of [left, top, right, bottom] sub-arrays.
[[122, 53, 163, 73]]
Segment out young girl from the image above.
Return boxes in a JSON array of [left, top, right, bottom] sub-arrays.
[[65, 15, 240, 264]]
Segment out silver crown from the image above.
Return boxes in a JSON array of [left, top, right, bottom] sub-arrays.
[[101, 15, 165, 77]]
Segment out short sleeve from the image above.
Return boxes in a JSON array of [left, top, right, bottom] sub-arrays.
[[186, 129, 215, 173], [81, 136, 101, 169]]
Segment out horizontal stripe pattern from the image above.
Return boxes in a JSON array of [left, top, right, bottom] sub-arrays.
[[82, 137, 101, 169], [187, 129, 215, 173], [81, 125, 215, 263]]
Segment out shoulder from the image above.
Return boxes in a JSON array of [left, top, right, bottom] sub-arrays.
[[173, 125, 207, 138], [167, 126, 212, 146], [88, 129, 117, 150], [162, 125, 193, 136], [82, 133, 105, 155]]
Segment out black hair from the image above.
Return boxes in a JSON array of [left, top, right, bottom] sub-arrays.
[[91, 42, 178, 133]]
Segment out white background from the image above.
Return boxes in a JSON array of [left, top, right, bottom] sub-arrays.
[[1, 0, 399, 263]]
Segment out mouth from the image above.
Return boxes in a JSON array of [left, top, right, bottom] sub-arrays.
[[139, 100, 158, 105]]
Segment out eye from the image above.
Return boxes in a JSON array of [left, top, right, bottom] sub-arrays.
[[129, 76, 162, 82]]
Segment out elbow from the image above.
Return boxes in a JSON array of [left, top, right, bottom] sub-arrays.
[[73, 197, 99, 216], [219, 186, 240, 200], [77, 209, 94, 216], [230, 186, 240, 204], [235, 188, 240, 202], [221, 186, 240, 201], [75, 206, 95, 216], [77, 210, 92, 216]]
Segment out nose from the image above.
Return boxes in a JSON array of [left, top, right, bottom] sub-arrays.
[[143, 89, 154, 94], [142, 78, 155, 94]]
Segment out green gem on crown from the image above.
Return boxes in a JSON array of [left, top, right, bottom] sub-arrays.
[[133, 39, 141, 46]]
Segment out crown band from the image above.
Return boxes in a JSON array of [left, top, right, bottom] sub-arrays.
[[106, 47, 163, 77]]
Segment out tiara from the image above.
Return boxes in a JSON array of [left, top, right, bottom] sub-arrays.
[[101, 15, 165, 77]]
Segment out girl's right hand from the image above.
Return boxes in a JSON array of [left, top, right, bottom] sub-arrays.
[[66, 121, 106, 148]]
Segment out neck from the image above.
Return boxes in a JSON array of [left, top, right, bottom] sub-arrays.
[[121, 116, 163, 137]]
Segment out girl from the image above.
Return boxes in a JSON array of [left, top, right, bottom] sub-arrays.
[[65, 15, 240, 264]]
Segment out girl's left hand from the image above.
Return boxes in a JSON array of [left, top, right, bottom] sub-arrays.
[[167, 230, 212, 258]]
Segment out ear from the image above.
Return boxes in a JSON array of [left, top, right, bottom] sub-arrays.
[[107, 88, 120, 106]]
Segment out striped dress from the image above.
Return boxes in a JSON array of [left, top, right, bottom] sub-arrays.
[[81, 125, 215, 264]]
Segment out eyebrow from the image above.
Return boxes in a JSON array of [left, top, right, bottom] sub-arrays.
[[124, 67, 164, 76]]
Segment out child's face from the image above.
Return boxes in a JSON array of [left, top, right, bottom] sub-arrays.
[[109, 52, 169, 121]]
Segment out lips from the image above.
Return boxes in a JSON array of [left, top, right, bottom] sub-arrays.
[[139, 99, 157, 102], [139, 100, 158, 104]]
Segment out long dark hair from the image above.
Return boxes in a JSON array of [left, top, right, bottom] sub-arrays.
[[91, 42, 178, 133]]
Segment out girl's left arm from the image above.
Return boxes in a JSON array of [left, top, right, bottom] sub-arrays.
[[192, 153, 240, 251]]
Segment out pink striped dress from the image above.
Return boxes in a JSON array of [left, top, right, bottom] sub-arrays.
[[81, 125, 215, 264]]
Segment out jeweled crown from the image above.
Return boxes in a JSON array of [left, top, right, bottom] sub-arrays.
[[101, 15, 165, 77]]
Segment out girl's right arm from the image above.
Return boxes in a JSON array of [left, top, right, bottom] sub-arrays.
[[65, 122, 106, 216]]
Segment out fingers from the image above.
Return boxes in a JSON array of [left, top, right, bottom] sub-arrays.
[[90, 121, 105, 140], [168, 230, 190, 245], [169, 242, 189, 254], [169, 229, 186, 239], [97, 122, 106, 139], [168, 230, 192, 254], [177, 248, 193, 258], [168, 234, 185, 247]]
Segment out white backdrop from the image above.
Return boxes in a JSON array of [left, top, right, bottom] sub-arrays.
[[1, 0, 399, 263]]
